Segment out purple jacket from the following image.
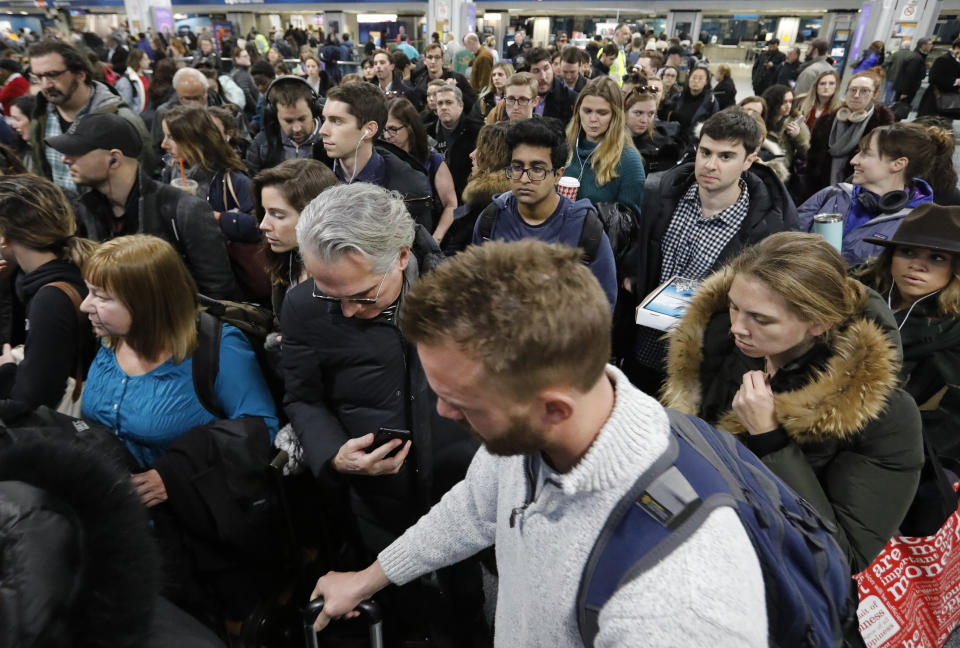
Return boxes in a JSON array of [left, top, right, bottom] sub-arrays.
[[797, 179, 934, 264]]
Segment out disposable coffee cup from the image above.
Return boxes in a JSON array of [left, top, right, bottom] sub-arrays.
[[171, 177, 199, 196], [813, 213, 844, 252], [557, 176, 580, 200]]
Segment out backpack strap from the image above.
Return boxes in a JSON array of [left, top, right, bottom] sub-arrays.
[[43, 281, 86, 401], [193, 310, 226, 419], [576, 208, 604, 265], [476, 202, 500, 241], [576, 410, 739, 646]]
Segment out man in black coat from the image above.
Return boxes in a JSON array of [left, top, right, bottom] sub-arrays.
[[620, 108, 797, 392], [429, 84, 482, 200], [315, 82, 435, 231], [776, 46, 801, 87], [48, 113, 238, 300], [752, 39, 785, 95], [527, 47, 576, 126], [372, 48, 422, 110], [894, 37, 933, 106], [281, 182, 485, 644]]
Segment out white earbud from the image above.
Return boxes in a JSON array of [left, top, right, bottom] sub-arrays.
[[361, 128, 371, 140]]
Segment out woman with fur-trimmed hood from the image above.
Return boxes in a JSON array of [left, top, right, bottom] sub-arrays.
[[663, 232, 923, 572]]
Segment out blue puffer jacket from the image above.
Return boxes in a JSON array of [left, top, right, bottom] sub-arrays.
[[796, 179, 934, 264]]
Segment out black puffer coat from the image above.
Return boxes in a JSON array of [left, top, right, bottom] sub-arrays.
[[280, 226, 475, 548]]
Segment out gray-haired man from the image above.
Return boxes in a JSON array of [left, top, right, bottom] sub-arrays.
[[280, 181, 485, 642], [429, 84, 483, 199]]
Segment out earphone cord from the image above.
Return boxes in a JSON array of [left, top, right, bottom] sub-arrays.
[[575, 127, 595, 185], [888, 283, 941, 331], [347, 135, 365, 184]]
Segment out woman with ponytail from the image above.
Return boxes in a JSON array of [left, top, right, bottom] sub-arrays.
[[0, 176, 98, 408], [563, 75, 645, 217], [662, 232, 923, 571], [797, 121, 948, 264]]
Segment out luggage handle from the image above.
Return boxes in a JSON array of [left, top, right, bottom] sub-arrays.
[[303, 597, 383, 648]]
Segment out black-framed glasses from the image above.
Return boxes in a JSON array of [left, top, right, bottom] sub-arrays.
[[384, 125, 406, 136], [31, 69, 69, 82], [504, 96, 533, 106], [312, 259, 395, 304], [504, 165, 555, 181]]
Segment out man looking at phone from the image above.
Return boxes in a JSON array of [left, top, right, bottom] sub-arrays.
[[280, 182, 484, 642], [308, 239, 767, 644]]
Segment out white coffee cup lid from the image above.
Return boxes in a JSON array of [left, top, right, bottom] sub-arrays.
[[557, 176, 580, 187]]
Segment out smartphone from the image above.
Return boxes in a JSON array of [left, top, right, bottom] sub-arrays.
[[366, 427, 412, 458]]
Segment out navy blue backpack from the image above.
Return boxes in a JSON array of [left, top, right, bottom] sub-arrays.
[[577, 409, 858, 647]]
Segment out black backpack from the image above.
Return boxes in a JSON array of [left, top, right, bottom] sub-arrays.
[[194, 294, 283, 421]]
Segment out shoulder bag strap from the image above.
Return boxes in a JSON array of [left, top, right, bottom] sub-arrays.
[[43, 281, 86, 400], [193, 310, 226, 419]]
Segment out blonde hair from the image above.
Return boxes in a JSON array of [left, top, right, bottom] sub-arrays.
[[84, 235, 198, 363], [728, 232, 868, 333], [565, 76, 634, 186], [0, 175, 97, 269], [799, 69, 841, 117], [399, 240, 611, 400], [855, 247, 960, 317]]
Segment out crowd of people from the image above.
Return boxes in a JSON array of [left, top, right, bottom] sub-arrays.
[[1, 18, 960, 648]]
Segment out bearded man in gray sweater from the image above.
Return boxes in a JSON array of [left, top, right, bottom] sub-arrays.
[[309, 239, 768, 646]]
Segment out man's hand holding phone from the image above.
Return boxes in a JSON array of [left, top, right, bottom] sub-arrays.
[[332, 429, 412, 475]]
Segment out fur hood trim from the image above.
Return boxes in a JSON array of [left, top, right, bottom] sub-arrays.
[[462, 170, 512, 206], [662, 267, 899, 443]]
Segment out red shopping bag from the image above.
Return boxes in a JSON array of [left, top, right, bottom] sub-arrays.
[[855, 489, 960, 647]]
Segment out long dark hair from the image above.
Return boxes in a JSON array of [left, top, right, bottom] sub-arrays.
[[386, 96, 429, 164], [162, 106, 245, 173], [761, 84, 793, 132], [252, 159, 338, 284]]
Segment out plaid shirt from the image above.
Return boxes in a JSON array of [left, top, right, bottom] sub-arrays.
[[635, 178, 751, 370], [44, 104, 85, 193], [659, 179, 750, 283]]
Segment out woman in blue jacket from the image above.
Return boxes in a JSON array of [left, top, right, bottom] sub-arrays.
[[796, 122, 952, 264], [80, 235, 277, 500]]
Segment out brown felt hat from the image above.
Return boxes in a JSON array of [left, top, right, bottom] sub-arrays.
[[863, 203, 960, 255]]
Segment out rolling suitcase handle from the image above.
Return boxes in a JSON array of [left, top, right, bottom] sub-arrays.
[[302, 597, 384, 648]]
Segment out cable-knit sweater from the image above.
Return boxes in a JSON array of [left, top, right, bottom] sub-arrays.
[[378, 365, 767, 646]]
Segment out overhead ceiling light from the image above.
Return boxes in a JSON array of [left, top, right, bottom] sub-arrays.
[[357, 13, 397, 23]]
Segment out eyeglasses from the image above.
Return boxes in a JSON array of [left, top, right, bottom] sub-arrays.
[[384, 125, 406, 136], [425, 55, 443, 61], [505, 165, 556, 181], [32, 69, 69, 82], [312, 260, 395, 304], [505, 96, 533, 106], [846, 86, 874, 96]]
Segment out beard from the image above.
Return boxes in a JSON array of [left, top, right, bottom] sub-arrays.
[[42, 76, 81, 106], [459, 415, 544, 457]]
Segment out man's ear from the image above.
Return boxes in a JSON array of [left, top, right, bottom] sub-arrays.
[[538, 389, 576, 426], [743, 147, 759, 170], [364, 121, 379, 139]]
